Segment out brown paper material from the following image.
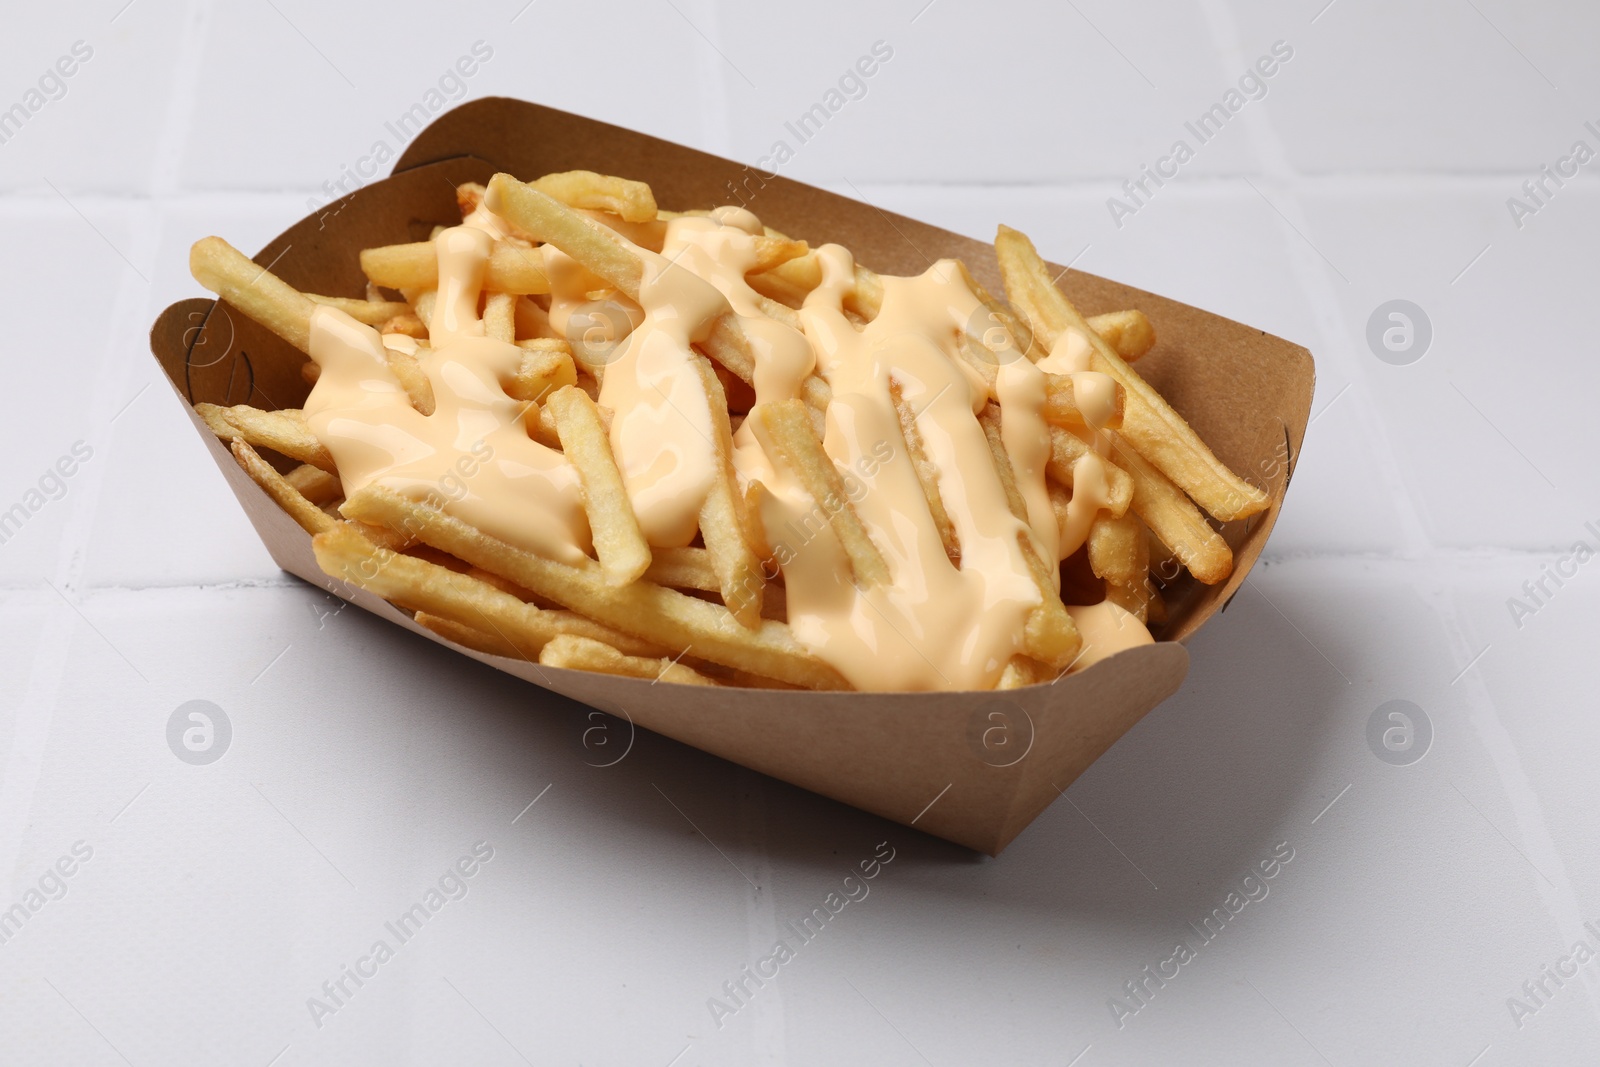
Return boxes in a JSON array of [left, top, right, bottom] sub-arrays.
[[149, 99, 1313, 855]]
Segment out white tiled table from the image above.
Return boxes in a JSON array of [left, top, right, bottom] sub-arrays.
[[3, 2, 1597, 1063]]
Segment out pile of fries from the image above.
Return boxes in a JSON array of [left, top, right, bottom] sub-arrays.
[[188, 167, 1267, 692]]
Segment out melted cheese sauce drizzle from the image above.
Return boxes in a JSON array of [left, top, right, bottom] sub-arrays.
[[1038, 328, 1117, 563], [304, 224, 590, 565], [304, 199, 1154, 689], [757, 258, 1047, 690], [1037, 327, 1153, 665]]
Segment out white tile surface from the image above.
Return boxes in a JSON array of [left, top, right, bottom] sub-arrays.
[[3, 1, 1598, 1064]]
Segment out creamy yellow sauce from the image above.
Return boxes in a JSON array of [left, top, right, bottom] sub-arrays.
[[302, 197, 1153, 689]]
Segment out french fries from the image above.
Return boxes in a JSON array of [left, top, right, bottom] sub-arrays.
[[340, 485, 849, 690], [693, 353, 767, 628], [197, 403, 334, 472], [546, 385, 652, 586], [286, 464, 341, 504], [507, 343, 577, 404], [229, 439, 335, 535], [1042, 372, 1125, 430], [889, 379, 960, 565], [306, 294, 411, 326], [190, 236, 315, 354], [996, 226, 1269, 522], [539, 634, 719, 686], [384, 345, 435, 415], [757, 399, 890, 589], [1109, 438, 1234, 586], [976, 406, 1082, 670], [1086, 310, 1156, 363], [192, 165, 1270, 692], [359, 241, 551, 294], [527, 170, 659, 224], [641, 546, 722, 592], [1087, 512, 1147, 590]]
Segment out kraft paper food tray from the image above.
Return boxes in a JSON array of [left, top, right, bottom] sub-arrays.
[[149, 98, 1313, 856]]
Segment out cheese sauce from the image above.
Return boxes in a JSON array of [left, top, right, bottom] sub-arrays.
[[303, 224, 590, 566], [304, 198, 1153, 689]]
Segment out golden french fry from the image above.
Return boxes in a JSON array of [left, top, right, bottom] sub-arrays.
[[533, 405, 562, 449], [743, 481, 775, 562], [359, 241, 550, 295], [379, 311, 428, 338], [750, 291, 803, 332], [312, 524, 580, 660], [355, 520, 414, 553], [693, 354, 766, 627], [384, 346, 435, 415], [460, 567, 672, 656], [757, 399, 890, 588], [286, 464, 341, 505], [410, 290, 436, 330], [1109, 435, 1233, 585], [197, 403, 335, 472], [315, 524, 671, 662], [889, 378, 959, 565], [962, 302, 1148, 367], [230, 439, 335, 535], [306, 294, 411, 326], [338, 486, 849, 690], [654, 210, 808, 271], [513, 296, 555, 340], [1042, 372, 1125, 430], [745, 268, 810, 309], [415, 611, 524, 659], [507, 343, 577, 404], [997, 656, 1049, 689], [757, 253, 883, 320], [1047, 426, 1132, 519], [959, 265, 1050, 365], [1087, 512, 1147, 589], [1087, 309, 1155, 363], [485, 174, 822, 411], [744, 236, 810, 274], [483, 292, 516, 343], [539, 634, 719, 685], [641, 546, 722, 592], [530, 170, 659, 224], [538, 612, 672, 657], [190, 236, 315, 353], [485, 175, 643, 296], [996, 225, 1268, 522], [547, 385, 652, 586], [460, 177, 667, 249]]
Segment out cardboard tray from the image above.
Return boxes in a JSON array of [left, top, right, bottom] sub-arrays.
[[148, 98, 1314, 855]]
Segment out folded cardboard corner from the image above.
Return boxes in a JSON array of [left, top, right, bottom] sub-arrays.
[[150, 98, 1313, 855]]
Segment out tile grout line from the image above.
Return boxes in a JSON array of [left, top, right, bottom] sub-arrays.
[[1197, 1, 1597, 1033], [1193, 0, 1434, 559], [0, 200, 168, 882], [1422, 579, 1600, 1026], [0, 0, 214, 883], [732, 766, 787, 1065], [2, 172, 1598, 205]]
